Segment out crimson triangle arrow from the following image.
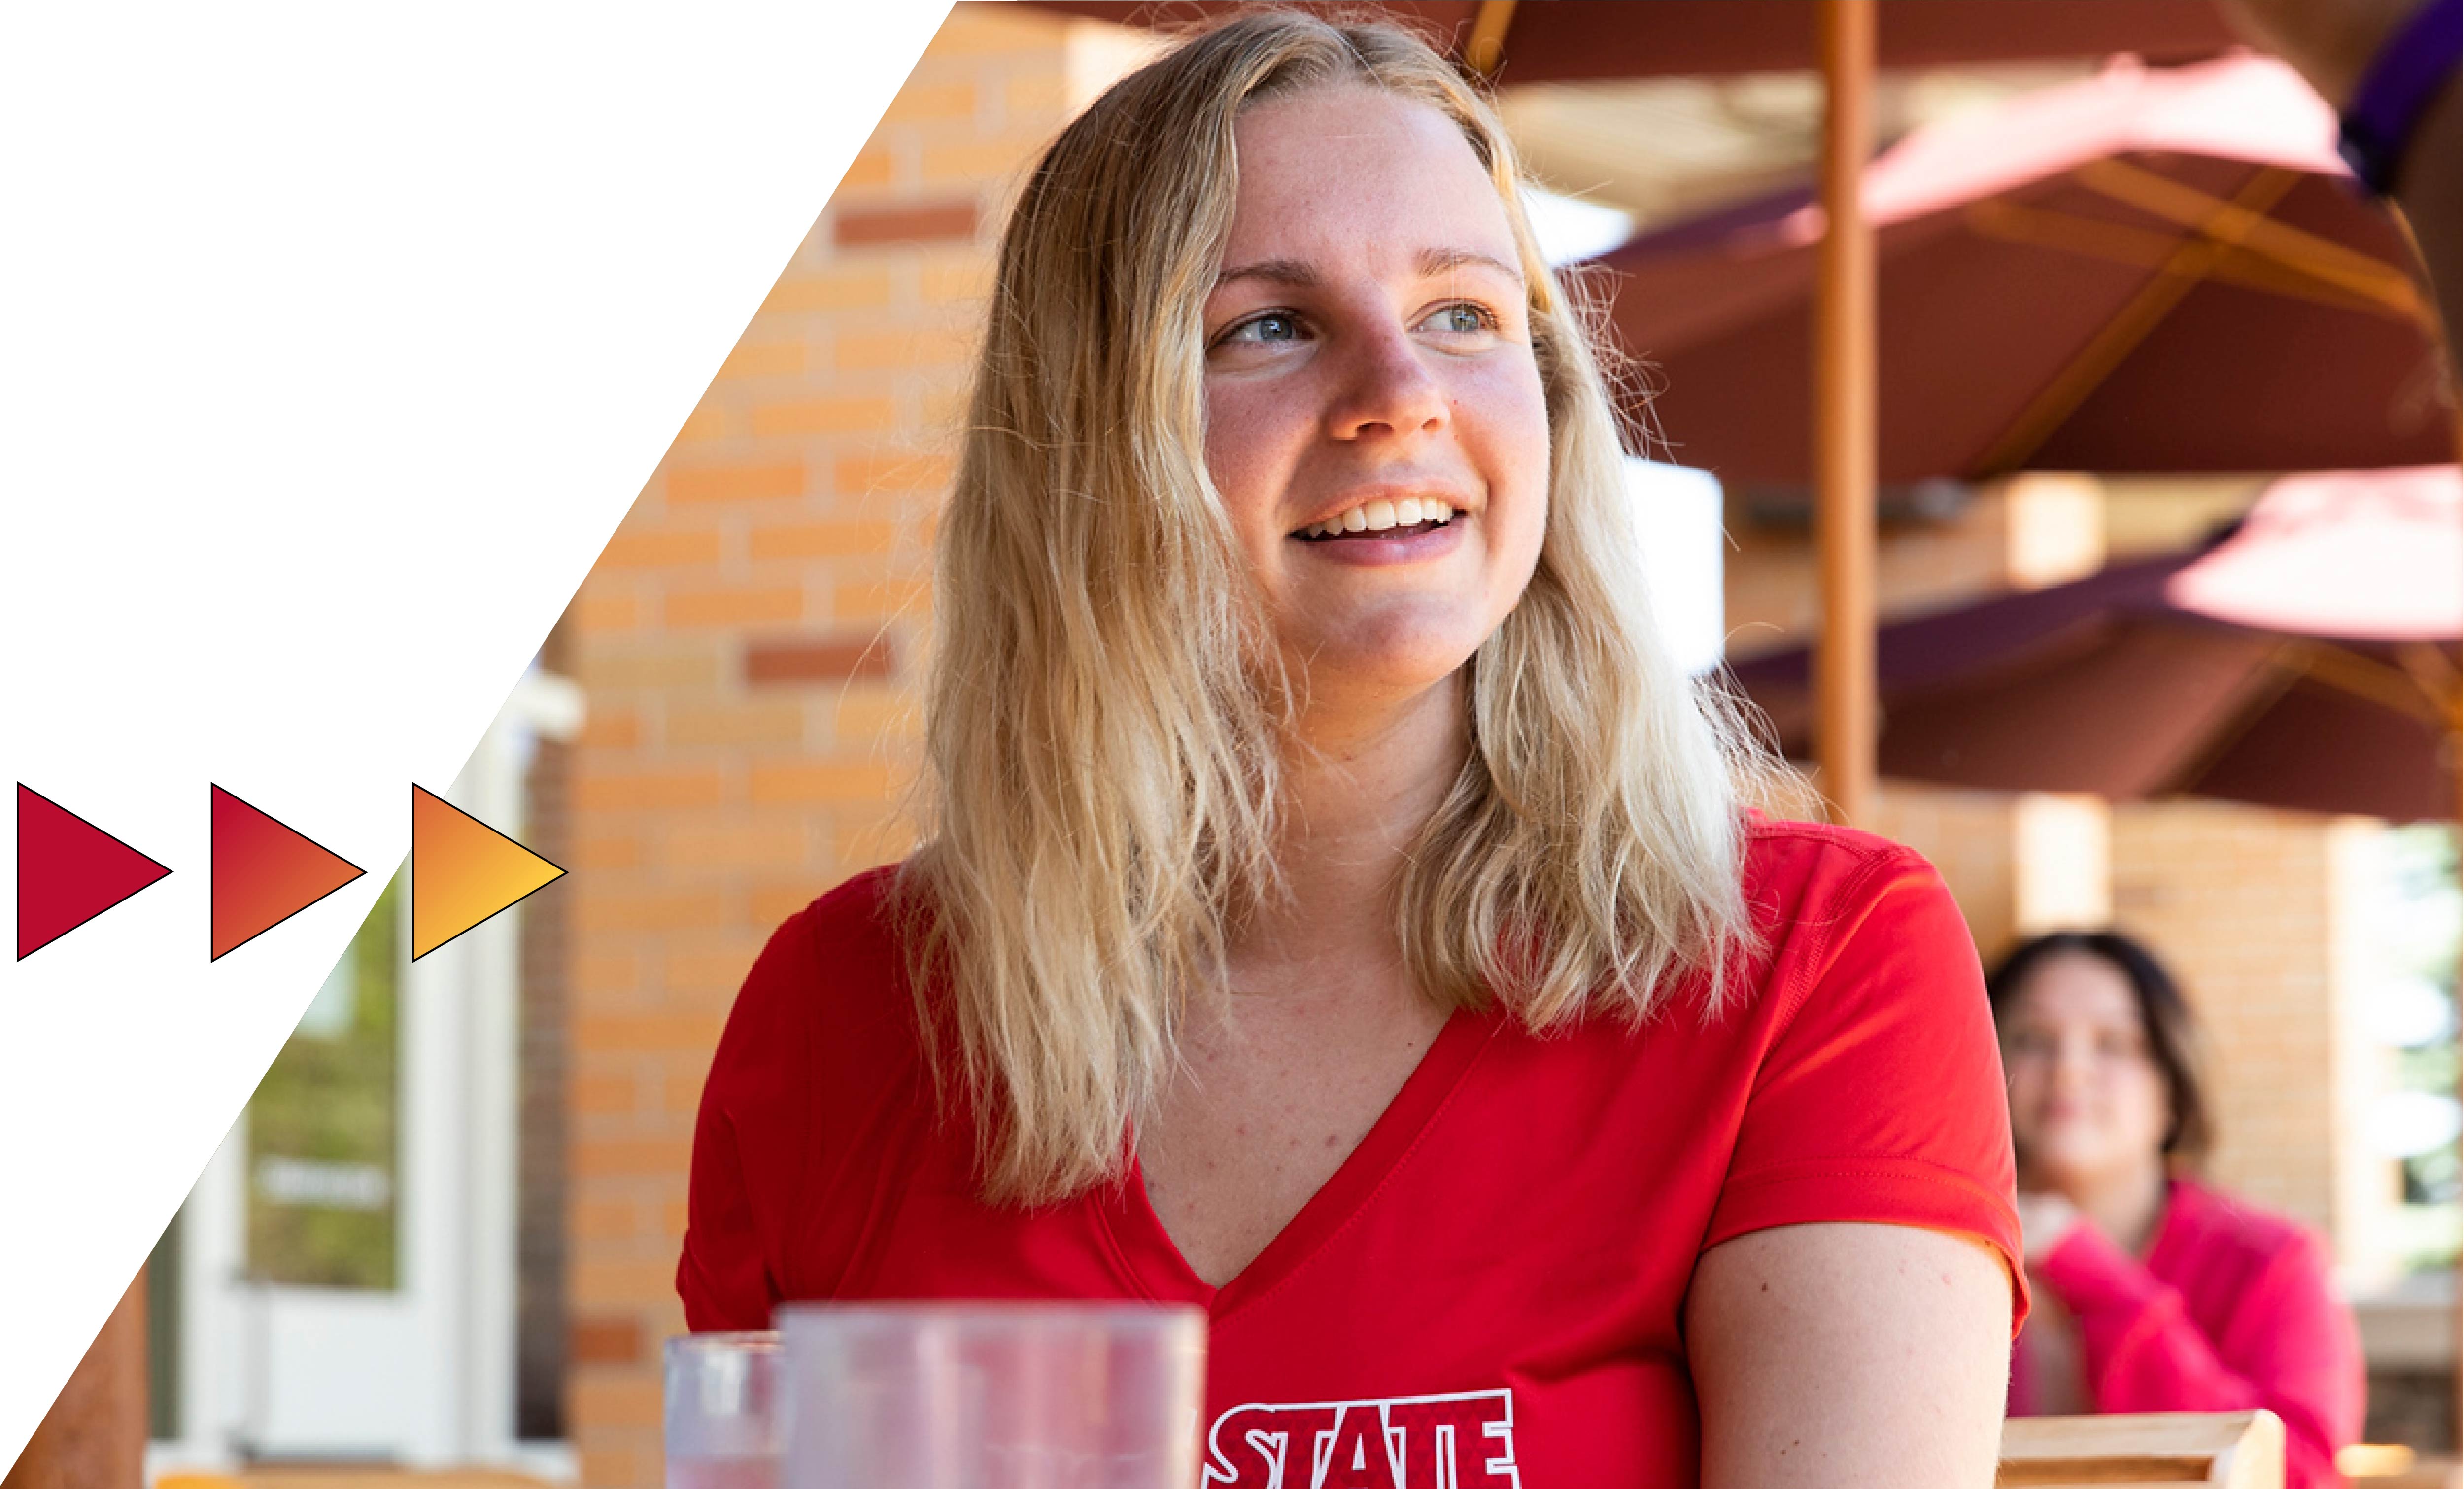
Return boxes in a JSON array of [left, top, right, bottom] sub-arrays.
[[17, 783, 173, 959]]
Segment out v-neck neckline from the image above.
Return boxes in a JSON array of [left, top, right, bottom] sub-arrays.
[[1092, 1005, 1501, 1319]]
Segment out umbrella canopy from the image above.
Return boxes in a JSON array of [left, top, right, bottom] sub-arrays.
[[1025, 2, 2242, 81], [1727, 467, 2464, 822], [1599, 56, 2457, 482]]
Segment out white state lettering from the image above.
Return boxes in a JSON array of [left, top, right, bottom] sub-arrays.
[[1202, 1389, 1518, 1489]]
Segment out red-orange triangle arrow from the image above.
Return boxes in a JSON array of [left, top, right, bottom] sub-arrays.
[[209, 784, 365, 960]]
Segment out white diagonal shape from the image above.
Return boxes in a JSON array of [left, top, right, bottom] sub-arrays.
[[0, 1, 953, 1465]]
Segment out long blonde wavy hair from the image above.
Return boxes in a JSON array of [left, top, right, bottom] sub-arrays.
[[902, 9, 1762, 1205]]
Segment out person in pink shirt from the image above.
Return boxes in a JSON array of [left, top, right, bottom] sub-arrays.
[[1990, 930, 2366, 1488]]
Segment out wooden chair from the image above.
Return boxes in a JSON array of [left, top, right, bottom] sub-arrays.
[[1998, 1411, 2285, 1488]]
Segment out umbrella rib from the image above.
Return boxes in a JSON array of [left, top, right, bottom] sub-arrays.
[[2155, 638, 2462, 812], [2074, 158, 2428, 316], [1970, 166, 2302, 475], [2395, 641, 2464, 732], [2282, 638, 2464, 728], [1963, 199, 2422, 322], [2147, 638, 2312, 799]]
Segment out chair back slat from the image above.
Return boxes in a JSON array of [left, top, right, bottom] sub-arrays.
[[1998, 1410, 2285, 1488]]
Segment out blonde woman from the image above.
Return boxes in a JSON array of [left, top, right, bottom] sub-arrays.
[[682, 13, 2025, 1485]]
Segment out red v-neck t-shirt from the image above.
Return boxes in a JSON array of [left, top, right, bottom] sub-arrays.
[[680, 817, 2025, 1486]]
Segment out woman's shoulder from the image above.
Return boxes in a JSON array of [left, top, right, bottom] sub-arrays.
[[725, 862, 921, 1051], [1740, 811, 1941, 902], [787, 861, 910, 958], [769, 860, 908, 955], [1732, 812, 1972, 1004], [1676, 817, 2019, 1280]]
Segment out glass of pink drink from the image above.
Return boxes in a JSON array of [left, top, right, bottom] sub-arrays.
[[665, 1330, 784, 1489], [778, 1302, 1207, 1489]]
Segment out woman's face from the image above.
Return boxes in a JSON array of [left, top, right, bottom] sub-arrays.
[[1201, 85, 1551, 710], [2000, 952, 2175, 1190]]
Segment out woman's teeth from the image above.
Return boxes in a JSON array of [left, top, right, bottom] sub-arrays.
[[1297, 497, 1458, 539]]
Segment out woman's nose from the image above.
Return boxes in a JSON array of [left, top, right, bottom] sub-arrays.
[[1325, 319, 1449, 443], [2044, 1039, 2094, 1092]]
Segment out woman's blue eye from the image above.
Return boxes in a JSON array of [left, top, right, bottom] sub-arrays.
[[1424, 303, 1496, 334], [1230, 313, 1302, 344]]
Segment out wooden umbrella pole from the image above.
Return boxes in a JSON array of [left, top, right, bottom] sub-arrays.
[[1815, 0, 1878, 827]]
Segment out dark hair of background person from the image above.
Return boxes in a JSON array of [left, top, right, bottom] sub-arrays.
[[1985, 930, 2217, 1168]]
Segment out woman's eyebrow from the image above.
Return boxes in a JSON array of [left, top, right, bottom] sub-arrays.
[[1213, 247, 1526, 290], [1416, 246, 1524, 285], [1215, 256, 1318, 290]]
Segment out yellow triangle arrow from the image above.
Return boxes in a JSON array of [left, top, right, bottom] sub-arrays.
[[411, 784, 565, 960]]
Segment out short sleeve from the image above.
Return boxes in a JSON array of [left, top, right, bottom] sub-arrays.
[[1704, 844, 2026, 1326], [678, 905, 820, 1331]]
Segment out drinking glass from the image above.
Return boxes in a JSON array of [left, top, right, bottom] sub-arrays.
[[778, 1301, 1207, 1489], [665, 1330, 785, 1489]]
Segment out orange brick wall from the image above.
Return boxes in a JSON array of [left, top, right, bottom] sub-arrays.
[[2111, 802, 2395, 1267], [558, 8, 1125, 1484]]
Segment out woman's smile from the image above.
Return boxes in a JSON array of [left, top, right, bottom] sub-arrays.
[[1291, 511, 1467, 566], [1292, 509, 1464, 557], [1288, 485, 1475, 566]]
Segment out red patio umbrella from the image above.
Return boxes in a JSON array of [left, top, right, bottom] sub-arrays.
[[1024, 2, 2243, 81], [1726, 466, 2464, 823], [1600, 55, 2457, 482]]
